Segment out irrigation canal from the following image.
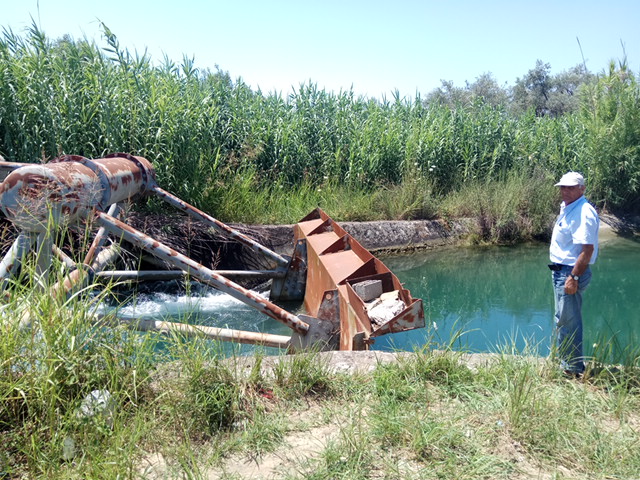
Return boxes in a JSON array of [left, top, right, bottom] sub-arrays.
[[102, 235, 640, 361]]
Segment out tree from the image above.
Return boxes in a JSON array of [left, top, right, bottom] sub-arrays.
[[466, 72, 509, 108], [511, 60, 595, 117], [424, 80, 470, 107], [511, 60, 553, 116]]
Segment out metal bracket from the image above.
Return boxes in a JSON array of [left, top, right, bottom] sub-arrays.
[[289, 315, 338, 352], [270, 238, 307, 301]]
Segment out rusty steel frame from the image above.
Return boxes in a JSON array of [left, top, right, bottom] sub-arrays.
[[295, 208, 425, 350], [94, 211, 311, 335], [95, 315, 292, 349], [96, 269, 284, 282], [0, 154, 425, 351], [152, 185, 289, 269]]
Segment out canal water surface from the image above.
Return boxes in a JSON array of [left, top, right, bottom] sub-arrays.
[[111, 235, 640, 360]]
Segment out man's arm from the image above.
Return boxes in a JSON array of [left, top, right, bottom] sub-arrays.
[[564, 244, 594, 294]]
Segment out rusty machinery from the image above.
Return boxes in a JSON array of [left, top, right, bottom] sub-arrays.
[[0, 154, 424, 351]]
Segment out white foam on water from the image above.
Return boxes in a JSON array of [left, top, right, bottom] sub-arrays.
[[99, 288, 269, 319]]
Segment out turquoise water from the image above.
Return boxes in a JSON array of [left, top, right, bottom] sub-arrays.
[[376, 236, 640, 361], [109, 235, 640, 359]]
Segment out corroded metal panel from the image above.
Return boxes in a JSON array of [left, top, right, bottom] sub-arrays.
[[296, 207, 425, 351], [270, 238, 308, 301]]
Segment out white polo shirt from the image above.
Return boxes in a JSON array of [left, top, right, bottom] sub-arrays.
[[549, 196, 599, 266]]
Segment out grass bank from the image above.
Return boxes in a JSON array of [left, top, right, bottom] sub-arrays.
[[1, 279, 639, 479], [202, 168, 559, 245]]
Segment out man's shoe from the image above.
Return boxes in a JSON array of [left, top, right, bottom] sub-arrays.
[[563, 369, 584, 379]]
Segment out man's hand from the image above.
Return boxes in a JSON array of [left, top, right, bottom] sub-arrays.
[[564, 244, 594, 294], [564, 276, 578, 295]]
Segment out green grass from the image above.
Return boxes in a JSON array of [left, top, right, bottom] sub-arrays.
[[2, 273, 639, 480]]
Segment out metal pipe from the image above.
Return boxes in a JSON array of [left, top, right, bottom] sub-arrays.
[[52, 244, 76, 270], [84, 202, 121, 266], [96, 315, 291, 349], [91, 242, 121, 272], [152, 185, 289, 268], [95, 211, 310, 335], [97, 269, 284, 282], [35, 232, 53, 288], [0, 233, 33, 286], [51, 242, 121, 298], [0, 160, 29, 182], [0, 155, 155, 232], [97, 270, 188, 281]]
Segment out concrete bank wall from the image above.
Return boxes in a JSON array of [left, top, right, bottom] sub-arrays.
[[245, 214, 637, 257], [245, 218, 479, 256]]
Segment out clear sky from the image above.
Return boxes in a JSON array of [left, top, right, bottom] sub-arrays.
[[2, 0, 638, 99]]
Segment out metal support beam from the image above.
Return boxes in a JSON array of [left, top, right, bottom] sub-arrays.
[[35, 232, 53, 289], [84, 202, 121, 266], [97, 269, 284, 282], [152, 185, 289, 268], [0, 233, 33, 288], [96, 315, 292, 349], [52, 245, 76, 270], [51, 242, 121, 298], [95, 211, 311, 335]]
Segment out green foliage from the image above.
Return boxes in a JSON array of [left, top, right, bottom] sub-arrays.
[[511, 60, 595, 117], [188, 361, 242, 432], [272, 350, 334, 398], [0, 269, 158, 477], [579, 60, 640, 211], [441, 170, 558, 244], [2, 27, 639, 218]]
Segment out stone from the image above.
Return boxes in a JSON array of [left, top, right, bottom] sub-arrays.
[[353, 280, 383, 302]]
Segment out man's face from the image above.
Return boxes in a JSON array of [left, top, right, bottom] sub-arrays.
[[559, 185, 584, 205]]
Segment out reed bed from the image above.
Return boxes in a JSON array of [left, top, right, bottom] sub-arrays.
[[1, 24, 639, 226]]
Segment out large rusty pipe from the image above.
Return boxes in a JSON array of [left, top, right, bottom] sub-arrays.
[[50, 154, 156, 208], [97, 315, 291, 349], [0, 160, 30, 182], [95, 211, 310, 335], [0, 155, 155, 232], [152, 186, 289, 268]]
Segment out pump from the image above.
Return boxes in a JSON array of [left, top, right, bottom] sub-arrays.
[[0, 154, 424, 350]]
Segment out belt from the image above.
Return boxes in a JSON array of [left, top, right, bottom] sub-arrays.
[[547, 263, 570, 271]]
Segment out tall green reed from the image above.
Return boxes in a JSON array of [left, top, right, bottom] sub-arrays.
[[1, 24, 639, 220]]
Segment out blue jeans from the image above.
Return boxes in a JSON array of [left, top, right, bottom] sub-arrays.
[[552, 265, 592, 373]]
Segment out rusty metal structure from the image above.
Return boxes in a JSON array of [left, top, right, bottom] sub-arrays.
[[0, 154, 424, 351]]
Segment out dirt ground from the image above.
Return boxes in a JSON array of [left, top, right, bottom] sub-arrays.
[[139, 350, 617, 480]]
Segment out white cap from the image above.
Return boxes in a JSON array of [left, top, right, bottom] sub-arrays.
[[554, 172, 585, 187]]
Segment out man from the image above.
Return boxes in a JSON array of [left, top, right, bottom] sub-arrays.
[[548, 171, 599, 376]]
